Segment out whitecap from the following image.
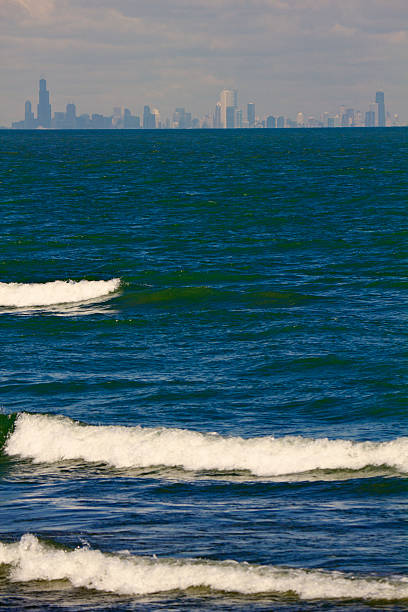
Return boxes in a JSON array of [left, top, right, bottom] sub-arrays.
[[0, 278, 121, 307], [5, 413, 408, 477], [0, 535, 407, 600]]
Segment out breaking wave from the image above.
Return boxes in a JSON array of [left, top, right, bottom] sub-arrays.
[[0, 535, 407, 600], [3, 413, 408, 477], [0, 278, 121, 307]]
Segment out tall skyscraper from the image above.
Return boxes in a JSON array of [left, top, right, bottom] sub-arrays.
[[376, 91, 385, 127], [213, 103, 221, 128], [219, 89, 237, 128], [247, 102, 255, 127], [143, 105, 156, 128], [37, 79, 51, 128]]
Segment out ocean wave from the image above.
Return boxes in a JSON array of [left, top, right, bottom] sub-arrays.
[[0, 278, 121, 307], [3, 413, 408, 477], [0, 535, 407, 600]]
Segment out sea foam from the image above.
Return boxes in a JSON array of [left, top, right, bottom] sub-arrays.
[[0, 535, 407, 600], [0, 278, 120, 307], [4, 413, 408, 477]]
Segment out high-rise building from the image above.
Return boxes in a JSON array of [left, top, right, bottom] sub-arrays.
[[226, 106, 236, 128], [123, 109, 140, 129], [247, 102, 255, 128], [277, 116, 285, 128], [143, 105, 156, 129], [24, 100, 35, 128], [112, 107, 122, 128], [152, 108, 160, 128], [235, 109, 243, 128], [219, 89, 237, 128], [213, 103, 222, 128], [376, 91, 385, 127], [266, 115, 276, 129], [365, 110, 376, 127], [172, 108, 191, 129], [37, 79, 51, 127], [65, 103, 76, 128]]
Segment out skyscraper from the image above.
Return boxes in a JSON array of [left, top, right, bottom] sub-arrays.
[[213, 103, 222, 128], [365, 110, 376, 128], [24, 100, 35, 128], [266, 115, 276, 129], [226, 106, 235, 128], [37, 79, 51, 128], [219, 89, 237, 128], [376, 91, 385, 127], [247, 102, 255, 128], [143, 105, 155, 128], [66, 103, 76, 128]]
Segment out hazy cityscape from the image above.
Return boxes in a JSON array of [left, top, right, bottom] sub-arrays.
[[8, 80, 404, 131]]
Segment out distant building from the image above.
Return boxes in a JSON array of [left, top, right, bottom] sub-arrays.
[[341, 108, 354, 127], [173, 108, 192, 129], [37, 79, 51, 128], [247, 102, 255, 128], [66, 103, 76, 128], [376, 91, 385, 127], [90, 114, 112, 129], [112, 107, 122, 128], [226, 106, 236, 128], [52, 112, 66, 129], [296, 112, 305, 127], [354, 111, 364, 127], [213, 103, 222, 128], [219, 89, 237, 128], [365, 110, 376, 127], [123, 109, 140, 129], [24, 100, 35, 128], [152, 108, 161, 128], [235, 109, 243, 128], [277, 116, 285, 128], [143, 105, 156, 129], [266, 115, 276, 128]]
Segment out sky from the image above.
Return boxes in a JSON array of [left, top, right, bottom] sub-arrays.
[[1, 0, 407, 125]]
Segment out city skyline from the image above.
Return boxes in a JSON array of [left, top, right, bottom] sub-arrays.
[[1, 1, 407, 127], [8, 79, 405, 130]]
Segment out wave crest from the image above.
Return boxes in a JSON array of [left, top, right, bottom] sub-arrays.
[[0, 279, 120, 307], [0, 535, 407, 600], [4, 413, 408, 477]]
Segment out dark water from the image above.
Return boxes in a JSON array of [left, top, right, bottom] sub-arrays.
[[0, 129, 407, 610]]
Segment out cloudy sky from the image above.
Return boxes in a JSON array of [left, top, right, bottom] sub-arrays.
[[1, 0, 407, 125]]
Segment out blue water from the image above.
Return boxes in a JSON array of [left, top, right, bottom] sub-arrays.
[[0, 128, 407, 610]]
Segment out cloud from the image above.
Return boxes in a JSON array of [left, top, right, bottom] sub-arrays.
[[0, 0, 55, 21]]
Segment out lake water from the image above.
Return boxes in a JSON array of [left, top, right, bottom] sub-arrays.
[[0, 128, 407, 610]]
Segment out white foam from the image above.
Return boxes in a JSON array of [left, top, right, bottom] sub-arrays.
[[0, 279, 120, 307], [5, 413, 408, 477], [0, 535, 407, 599]]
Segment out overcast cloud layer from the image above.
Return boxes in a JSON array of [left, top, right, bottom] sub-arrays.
[[1, 0, 407, 124]]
